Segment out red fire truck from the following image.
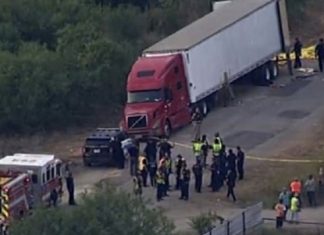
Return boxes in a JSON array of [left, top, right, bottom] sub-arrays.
[[0, 172, 32, 223], [0, 153, 63, 222]]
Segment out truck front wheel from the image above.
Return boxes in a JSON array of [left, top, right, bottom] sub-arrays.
[[201, 101, 209, 116], [163, 120, 171, 138]]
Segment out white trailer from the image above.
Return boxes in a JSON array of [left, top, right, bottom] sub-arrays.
[[144, 0, 290, 104]]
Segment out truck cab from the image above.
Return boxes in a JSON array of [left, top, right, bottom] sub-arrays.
[[122, 54, 192, 138]]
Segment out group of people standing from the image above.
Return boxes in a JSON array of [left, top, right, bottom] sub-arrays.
[[293, 37, 324, 72], [126, 130, 246, 203], [191, 133, 245, 202], [274, 171, 323, 228]]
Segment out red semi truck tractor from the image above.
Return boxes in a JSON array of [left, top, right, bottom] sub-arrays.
[[121, 0, 290, 138]]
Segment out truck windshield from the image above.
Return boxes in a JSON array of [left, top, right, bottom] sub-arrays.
[[127, 90, 163, 103]]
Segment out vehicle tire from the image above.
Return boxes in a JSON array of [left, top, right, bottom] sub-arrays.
[[264, 65, 271, 83], [271, 61, 279, 79], [201, 100, 209, 116], [83, 160, 91, 167], [163, 120, 172, 138]]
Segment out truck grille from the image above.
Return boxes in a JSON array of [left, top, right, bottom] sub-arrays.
[[127, 115, 147, 129]]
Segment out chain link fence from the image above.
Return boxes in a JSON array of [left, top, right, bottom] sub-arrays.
[[204, 202, 263, 235]]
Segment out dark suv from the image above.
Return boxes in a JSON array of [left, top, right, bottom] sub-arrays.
[[82, 128, 127, 167]]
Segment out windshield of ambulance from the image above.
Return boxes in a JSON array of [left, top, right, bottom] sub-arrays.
[[127, 89, 163, 103]]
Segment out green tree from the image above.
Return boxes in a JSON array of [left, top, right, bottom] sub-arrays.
[[9, 184, 175, 235]]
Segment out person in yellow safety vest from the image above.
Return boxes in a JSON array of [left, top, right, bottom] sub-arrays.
[[214, 132, 223, 146], [290, 193, 300, 224], [138, 154, 148, 187], [192, 138, 203, 162], [138, 154, 146, 170], [211, 138, 222, 157], [156, 169, 165, 201]]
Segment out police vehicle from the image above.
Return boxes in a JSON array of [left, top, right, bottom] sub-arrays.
[[82, 128, 127, 167]]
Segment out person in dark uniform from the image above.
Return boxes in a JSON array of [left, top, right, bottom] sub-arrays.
[[65, 172, 76, 205], [164, 155, 172, 191], [144, 138, 158, 163], [219, 146, 227, 187], [112, 137, 125, 169], [211, 158, 222, 192], [201, 134, 209, 167], [148, 160, 157, 187], [192, 107, 203, 140], [180, 163, 191, 200], [140, 157, 148, 187], [293, 37, 303, 68], [315, 38, 324, 72], [226, 170, 237, 202], [236, 146, 245, 180], [209, 157, 217, 190], [158, 138, 174, 160], [156, 168, 164, 201], [227, 149, 237, 179], [128, 141, 139, 176], [192, 159, 203, 193], [175, 155, 184, 190], [160, 163, 169, 197]]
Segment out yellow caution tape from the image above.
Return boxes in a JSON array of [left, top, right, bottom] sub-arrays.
[[277, 45, 316, 65], [174, 142, 324, 163]]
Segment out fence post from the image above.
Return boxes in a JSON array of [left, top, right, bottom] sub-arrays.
[[242, 212, 246, 235], [226, 221, 230, 235]]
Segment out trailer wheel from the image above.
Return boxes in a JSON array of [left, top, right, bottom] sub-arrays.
[[264, 66, 271, 82], [201, 101, 209, 116], [258, 65, 272, 86], [271, 62, 279, 79], [163, 120, 171, 138]]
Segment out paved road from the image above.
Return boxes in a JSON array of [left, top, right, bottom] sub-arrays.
[[70, 64, 324, 231]]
